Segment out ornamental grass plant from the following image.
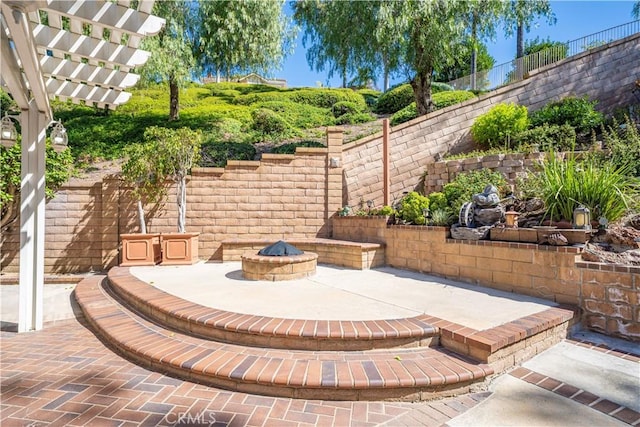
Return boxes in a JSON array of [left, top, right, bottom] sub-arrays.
[[536, 152, 639, 223]]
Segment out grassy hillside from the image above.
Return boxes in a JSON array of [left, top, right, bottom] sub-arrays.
[[52, 83, 379, 166]]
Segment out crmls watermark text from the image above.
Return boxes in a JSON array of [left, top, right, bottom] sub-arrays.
[[164, 410, 217, 425]]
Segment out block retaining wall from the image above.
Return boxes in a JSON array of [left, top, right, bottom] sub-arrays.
[[332, 216, 639, 342], [342, 33, 640, 207]]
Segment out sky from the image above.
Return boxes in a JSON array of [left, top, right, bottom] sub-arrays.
[[277, 1, 638, 89]]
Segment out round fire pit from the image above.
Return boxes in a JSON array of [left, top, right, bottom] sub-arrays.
[[241, 241, 318, 281]]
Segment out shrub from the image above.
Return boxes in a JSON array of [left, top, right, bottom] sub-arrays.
[[251, 108, 296, 140], [443, 169, 508, 214], [272, 140, 325, 154], [254, 101, 334, 128], [200, 141, 256, 167], [601, 115, 640, 177], [356, 89, 381, 109], [471, 103, 529, 148], [427, 192, 449, 212], [514, 123, 576, 151], [335, 112, 376, 125], [371, 205, 394, 216], [429, 208, 455, 226], [236, 88, 367, 110], [529, 96, 604, 136], [332, 101, 362, 118], [535, 152, 639, 223], [397, 191, 430, 225], [375, 84, 415, 114], [390, 91, 477, 126]]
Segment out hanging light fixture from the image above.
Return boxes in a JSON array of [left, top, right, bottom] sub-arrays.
[[49, 121, 68, 152], [0, 115, 18, 148]]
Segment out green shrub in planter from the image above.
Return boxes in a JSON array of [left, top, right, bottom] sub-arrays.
[[471, 103, 529, 149], [443, 169, 508, 214], [529, 96, 603, 136], [427, 192, 449, 212], [357, 89, 382, 109], [429, 208, 455, 226], [514, 123, 576, 151], [397, 191, 430, 225]]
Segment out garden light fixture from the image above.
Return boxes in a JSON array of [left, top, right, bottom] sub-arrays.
[[572, 205, 591, 230], [367, 200, 373, 210], [1, 115, 18, 148], [422, 207, 430, 225], [49, 121, 68, 152]]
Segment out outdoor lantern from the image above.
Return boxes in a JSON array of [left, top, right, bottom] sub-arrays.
[[505, 211, 520, 228], [1, 115, 18, 148], [367, 200, 374, 210], [49, 121, 68, 152], [573, 205, 591, 230]]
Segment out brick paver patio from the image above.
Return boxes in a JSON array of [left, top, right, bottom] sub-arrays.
[[1, 316, 490, 426]]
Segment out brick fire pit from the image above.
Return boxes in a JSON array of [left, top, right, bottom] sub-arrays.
[[241, 241, 318, 281]]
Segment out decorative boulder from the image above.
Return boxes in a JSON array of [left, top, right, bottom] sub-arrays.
[[450, 225, 491, 240], [474, 206, 505, 226]]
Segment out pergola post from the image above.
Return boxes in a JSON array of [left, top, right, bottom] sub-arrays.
[[18, 102, 47, 332]]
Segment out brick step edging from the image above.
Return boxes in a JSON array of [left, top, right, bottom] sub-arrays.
[[75, 275, 493, 401], [107, 266, 439, 351]]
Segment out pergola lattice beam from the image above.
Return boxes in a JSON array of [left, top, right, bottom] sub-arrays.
[[45, 78, 131, 109], [33, 24, 151, 72], [40, 56, 140, 91], [42, 0, 164, 39], [1, 21, 30, 108]]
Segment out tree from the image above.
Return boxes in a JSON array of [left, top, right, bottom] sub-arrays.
[[461, 0, 504, 90], [196, 0, 296, 81], [634, 1, 640, 19], [140, 1, 196, 121], [144, 127, 203, 233], [377, 0, 467, 115], [1, 141, 73, 232], [433, 39, 495, 87], [293, 1, 402, 91], [502, 0, 556, 59], [505, 36, 568, 83]]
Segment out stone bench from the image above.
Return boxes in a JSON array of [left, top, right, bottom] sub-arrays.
[[221, 238, 385, 270]]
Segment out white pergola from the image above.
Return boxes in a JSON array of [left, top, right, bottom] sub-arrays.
[[1, 0, 164, 332]]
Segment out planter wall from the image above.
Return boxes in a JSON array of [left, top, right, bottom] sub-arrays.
[[120, 234, 161, 266], [332, 216, 639, 342]]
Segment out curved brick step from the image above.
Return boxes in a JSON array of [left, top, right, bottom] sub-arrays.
[[76, 275, 493, 401], [107, 267, 439, 351]]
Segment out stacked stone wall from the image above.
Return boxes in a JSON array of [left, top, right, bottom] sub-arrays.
[[342, 33, 640, 207]]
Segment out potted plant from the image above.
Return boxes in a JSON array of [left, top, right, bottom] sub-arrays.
[[143, 126, 203, 265], [119, 138, 169, 266]]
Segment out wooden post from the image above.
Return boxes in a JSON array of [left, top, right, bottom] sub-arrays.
[[382, 119, 390, 206]]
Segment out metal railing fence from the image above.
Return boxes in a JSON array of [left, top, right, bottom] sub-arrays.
[[446, 20, 640, 92]]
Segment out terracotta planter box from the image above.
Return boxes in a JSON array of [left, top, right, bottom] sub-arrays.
[[120, 233, 161, 266], [161, 233, 199, 265]]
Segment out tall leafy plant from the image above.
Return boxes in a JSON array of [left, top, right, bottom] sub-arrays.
[[536, 153, 639, 223], [122, 127, 203, 234]]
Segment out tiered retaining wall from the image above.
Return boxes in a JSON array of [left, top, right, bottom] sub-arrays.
[[342, 33, 640, 207], [332, 217, 640, 342], [1, 129, 345, 273]]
